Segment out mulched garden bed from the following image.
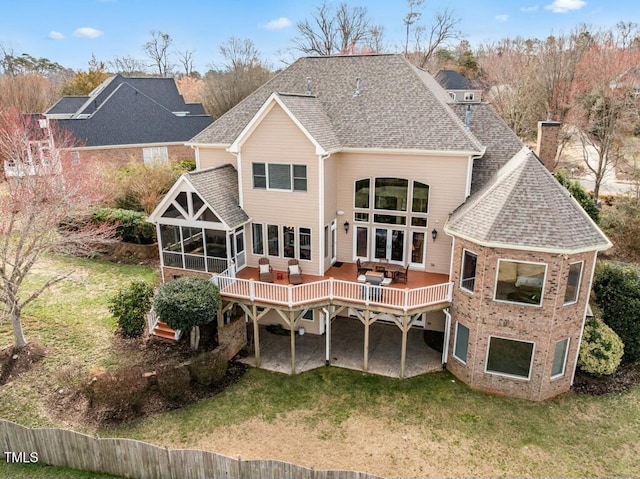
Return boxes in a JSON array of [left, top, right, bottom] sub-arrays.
[[572, 362, 640, 395], [0, 342, 46, 386]]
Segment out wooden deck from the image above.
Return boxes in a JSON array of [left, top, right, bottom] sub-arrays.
[[214, 262, 452, 313]]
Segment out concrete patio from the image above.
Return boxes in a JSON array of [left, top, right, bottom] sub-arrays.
[[238, 315, 443, 378]]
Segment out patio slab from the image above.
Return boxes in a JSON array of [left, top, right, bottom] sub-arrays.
[[238, 316, 443, 378]]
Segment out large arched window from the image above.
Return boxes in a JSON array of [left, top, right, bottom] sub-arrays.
[[353, 177, 430, 223]]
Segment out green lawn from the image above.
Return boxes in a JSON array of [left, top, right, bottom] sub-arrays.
[[1, 254, 639, 478], [0, 461, 119, 479]]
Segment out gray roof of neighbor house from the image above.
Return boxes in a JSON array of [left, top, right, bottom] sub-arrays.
[[187, 165, 248, 229], [446, 148, 611, 252], [45, 75, 212, 147], [192, 54, 483, 153], [434, 70, 472, 90]]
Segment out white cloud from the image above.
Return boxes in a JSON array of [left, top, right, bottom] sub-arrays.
[[495, 14, 509, 22], [263, 17, 292, 30], [73, 27, 104, 39], [521, 5, 540, 12], [49, 31, 64, 40], [545, 0, 586, 13]]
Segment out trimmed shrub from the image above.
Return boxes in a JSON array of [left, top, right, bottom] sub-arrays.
[[90, 366, 147, 418], [578, 317, 624, 376], [153, 277, 220, 333], [109, 281, 155, 338], [156, 364, 192, 400], [593, 261, 640, 363], [555, 170, 600, 224], [187, 349, 228, 387], [93, 208, 156, 244]]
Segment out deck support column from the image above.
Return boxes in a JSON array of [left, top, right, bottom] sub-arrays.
[[252, 304, 261, 367], [363, 308, 371, 372], [216, 303, 224, 329], [400, 313, 409, 379], [290, 310, 296, 375]]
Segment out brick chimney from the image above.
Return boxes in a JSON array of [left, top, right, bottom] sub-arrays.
[[535, 120, 561, 172]]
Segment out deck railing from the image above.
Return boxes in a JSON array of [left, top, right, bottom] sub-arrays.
[[211, 272, 452, 312], [162, 251, 229, 274]]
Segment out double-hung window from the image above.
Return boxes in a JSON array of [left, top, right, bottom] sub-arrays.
[[252, 163, 307, 191]]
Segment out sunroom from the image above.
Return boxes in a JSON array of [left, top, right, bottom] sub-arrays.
[[148, 165, 249, 275]]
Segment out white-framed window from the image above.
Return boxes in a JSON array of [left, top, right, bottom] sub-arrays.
[[301, 309, 314, 321], [324, 225, 329, 259], [267, 225, 279, 256], [453, 322, 469, 363], [460, 250, 477, 293], [251, 223, 264, 255], [299, 227, 311, 261], [464, 92, 475, 101], [485, 336, 535, 380], [494, 259, 546, 306], [564, 261, 583, 305], [143, 146, 169, 164], [283, 226, 295, 258], [448, 91, 456, 101], [551, 338, 570, 379], [252, 162, 307, 191], [71, 151, 80, 165]]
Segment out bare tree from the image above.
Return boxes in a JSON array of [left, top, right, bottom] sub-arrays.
[[293, 2, 374, 56], [143, 30, 174, 77], [613, 21, 640, 49], [178, 49, 196, 77], [404, 0, 423, 55], [203, 37, 273, 118], [0, 108, 114, 350], [410, 8, 462, 70], [108, 55, 148, 75], [367, 25, 386, 54]]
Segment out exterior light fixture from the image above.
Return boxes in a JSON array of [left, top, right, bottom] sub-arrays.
[[431, 228, 438, 241], [344, 221, 350, 234]]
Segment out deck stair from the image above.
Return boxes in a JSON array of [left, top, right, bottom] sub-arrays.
[[153, 321, 178, 340]]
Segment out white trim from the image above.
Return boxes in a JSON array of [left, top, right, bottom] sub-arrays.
[[460, 249, 478, 294], [69, 141, 187, 151], [551, 337, 570, 380], [340, 146, 485, 157], [485, 335, 536, 381], [444, 228, 611, 255], [236, 151, 243, 208], [193, 146, 200, 170], [452, 321, 469, 364], [318, 153, 328, 275], [229, 93, 327, 156], [563, 261, 584, 306], [442, 309, 451, 365], [493, 258, 547, 307], [465, 155, 473, 198], [185, 142, 231, 148]]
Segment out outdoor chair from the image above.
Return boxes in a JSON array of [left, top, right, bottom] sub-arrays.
[[288, 259, 303, 285], [258, 257, 274, 283], [394, 264, 409, 284], [375, 258, 388, 273], [356, 258, 369, 276]]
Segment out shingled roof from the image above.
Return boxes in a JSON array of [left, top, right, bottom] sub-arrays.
[[186, 165, 248, 229], [191, 54, 483, 153], [445, 148, 611, 253], [45, 75, 212, 147]]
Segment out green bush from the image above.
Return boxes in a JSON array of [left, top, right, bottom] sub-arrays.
[[178, 159, 197, 171], [93, 208, 156, 244], [578, 317, 624, 376], [555, 171, 600, 224], [593, 261, 640, 363], [109, 281, 155, 338], [153, 277, 220, 333]]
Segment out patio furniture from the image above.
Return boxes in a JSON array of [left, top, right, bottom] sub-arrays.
[[258, 257, 274, 283], [287, 259, 303, 285], [356, 258, 369, 276], [393, 264, 409, 284], [364, 271, 384, 286], [375, 258, 388, 273]]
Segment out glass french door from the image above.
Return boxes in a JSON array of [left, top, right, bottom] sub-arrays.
[[373, 228, 405, 263], [231, 228, 246, 269]]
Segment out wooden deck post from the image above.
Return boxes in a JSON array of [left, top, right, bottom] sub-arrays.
[[290, 310, 296, 375], [216, 304, 224, 329], [400, 313, 409, 379], [363, 308, 371, 372], [252, 304, 261, 367]]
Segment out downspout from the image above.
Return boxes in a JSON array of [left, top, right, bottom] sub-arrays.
[[466, 147, 486, 199], [442, 308, 451, 368], [191, 145, 200, 170], [319, 152, 331, 276], [228, 149, 243, 208]]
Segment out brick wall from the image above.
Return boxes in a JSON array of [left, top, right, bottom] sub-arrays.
[[447, 236, 597, 401], [74, 144, 194, 167]]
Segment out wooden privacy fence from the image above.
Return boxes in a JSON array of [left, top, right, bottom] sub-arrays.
[[0, 420, 388, 479]]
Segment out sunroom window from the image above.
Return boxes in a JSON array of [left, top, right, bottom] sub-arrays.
[[495, 260, 546, 306]]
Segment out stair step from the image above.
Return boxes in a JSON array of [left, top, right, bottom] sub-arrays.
[[153, 321, 178, 340]]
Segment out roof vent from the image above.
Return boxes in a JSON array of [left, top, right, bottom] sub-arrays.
[[354, 77, 360, 97], [306, 77, 312, 95], [465, 104, 472, 130]]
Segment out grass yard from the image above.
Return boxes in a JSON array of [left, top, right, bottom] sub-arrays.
[[0, 461, 120, 479], [0, 254, 158, 427], [1, 254, 639, 478]]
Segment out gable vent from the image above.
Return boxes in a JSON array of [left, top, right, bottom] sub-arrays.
[[354, 77, 361, 97], [306, 77, 312, 95]]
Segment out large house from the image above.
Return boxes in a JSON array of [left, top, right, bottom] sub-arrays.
[[41, 74, 212, 167], [148, 54, 610, 401]]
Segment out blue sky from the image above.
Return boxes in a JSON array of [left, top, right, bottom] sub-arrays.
[[1, 0, 638, 72]]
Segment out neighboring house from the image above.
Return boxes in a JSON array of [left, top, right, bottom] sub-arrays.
[[435, 69, 483, 103], [148, 54, 610, 401], [43, 74, 212, 166]]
